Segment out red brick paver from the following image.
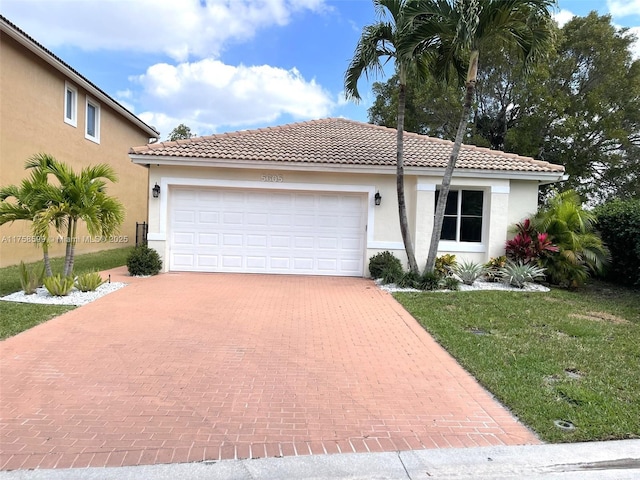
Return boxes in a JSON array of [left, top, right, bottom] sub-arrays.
[[0, 268, 539, 470]]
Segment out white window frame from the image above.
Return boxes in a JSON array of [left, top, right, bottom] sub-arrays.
[[435, 188, 485, 244], [85, 97, 101, 143], [64, 82, 77, 127]]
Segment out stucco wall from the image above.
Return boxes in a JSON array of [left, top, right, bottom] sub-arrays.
[[0, 34, 153, 268], [145, 165, 543, 275]]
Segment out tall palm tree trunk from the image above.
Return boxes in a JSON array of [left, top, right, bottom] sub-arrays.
[[42, 243, 53, 277], [63, 219, 76, 277], [425, 51, 479, 273], [396, 82, 419, 274]]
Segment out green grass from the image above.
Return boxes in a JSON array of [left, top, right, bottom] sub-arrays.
[[0, 247, 133, 339], [394, 281, 640, 443]]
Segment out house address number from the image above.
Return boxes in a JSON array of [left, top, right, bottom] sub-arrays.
[[261, 174, 283, 182]]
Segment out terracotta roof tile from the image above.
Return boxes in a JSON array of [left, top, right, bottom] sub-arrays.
[[130, 118, 564, 173]]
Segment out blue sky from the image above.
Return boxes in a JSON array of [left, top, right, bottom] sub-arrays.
[[3, 0, 639, 139]]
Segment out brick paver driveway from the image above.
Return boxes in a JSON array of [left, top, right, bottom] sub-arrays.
[[0, 268, 539, 470]]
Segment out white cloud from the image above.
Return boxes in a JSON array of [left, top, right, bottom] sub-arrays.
[[627, 26, 640, 59], [553, 9, 575, 27], [133, 59, 335, 136], [607, 0, 640, 17], [1, 0, 328, 61]]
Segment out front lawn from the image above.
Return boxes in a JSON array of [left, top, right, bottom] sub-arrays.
[[394, 281, 640, 443], [0, 247, 133, 340]]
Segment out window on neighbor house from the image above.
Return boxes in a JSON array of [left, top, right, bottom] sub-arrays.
[[85, 97, 100, 143], [64, 83, 77, 127], [435, 189, 484, 242]]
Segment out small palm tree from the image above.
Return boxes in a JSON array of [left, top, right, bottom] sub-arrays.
[[0, 154, 66, 276], [404, 0, 556, 273], [345, 0, 443, 274], [38, 158, 125, 277], [531, 190, 609, 286]]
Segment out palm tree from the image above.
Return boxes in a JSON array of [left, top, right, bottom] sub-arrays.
[[345, 0, 439, 274], [0, 154, 66, 276], [531, 190, 609, 287], [39, 158, 125, 277], [405, 0, 556, 273]]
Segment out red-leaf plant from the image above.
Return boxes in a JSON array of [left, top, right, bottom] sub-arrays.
[[505, 219, 559, 265]]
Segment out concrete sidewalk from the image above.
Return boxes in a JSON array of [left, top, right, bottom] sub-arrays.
[[0, 440, 638, 479]]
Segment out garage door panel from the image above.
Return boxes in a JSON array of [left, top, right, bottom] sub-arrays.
[[247, 235, 267, 247], [222, 234, 243, 247], [173, 232, 195, 245], [318, 237, 338, 249], [172, 253, 195, 268], [199, 211, 219, 224], [271, 214, 292, 226], [174, 210, 196, 223], [197, 255, 218, 267], [247, 213, 268, 226], [270, 236, 290, 248], [223, 212, 243, 225], [246, 257, 267, 268], [169, 187, 365, 276], [222, 256, 243, 267]]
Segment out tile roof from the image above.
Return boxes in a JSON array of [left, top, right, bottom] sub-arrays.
[[130, 118, 563, 173]]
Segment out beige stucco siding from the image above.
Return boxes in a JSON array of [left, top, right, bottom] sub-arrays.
[[145, 165, 542, 274], [0, 33, 153, 267]]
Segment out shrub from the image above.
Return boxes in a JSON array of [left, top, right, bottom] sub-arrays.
[[368, 251, 403, 279], [127, 245, 162, 276], [75, 271, 105, 292], [442, 276, 460, 291], [43, 274, 75, 296], [531, 190, 609, 287], [419, 271, 442, 291], [484, 256, 507, 282], [505, 219, 558, 265], [499, 261, 546, 288], [381, 263, 404, 284], [396, 271, 421, 289], [434, 254, 456, 278], [594, 198, 640, 287], [451, 260, 486, 285], [18, 261, 44, 295]]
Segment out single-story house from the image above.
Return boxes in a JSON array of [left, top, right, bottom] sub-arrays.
[[129, 118, 565, 277]]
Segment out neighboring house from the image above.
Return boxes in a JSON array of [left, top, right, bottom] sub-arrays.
[[0, 15, 159, 268], [129, 118, 565, 277]]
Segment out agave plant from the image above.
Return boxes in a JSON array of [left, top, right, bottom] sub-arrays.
[[499, 261, 546, 288], [451, 260, 486, 286]]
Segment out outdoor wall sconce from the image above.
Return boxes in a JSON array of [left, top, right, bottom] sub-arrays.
[[374, 191, 382, 206], [152, 183, 161, 198]]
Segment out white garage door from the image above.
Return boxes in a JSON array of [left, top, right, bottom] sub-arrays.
[[169, 187, 366, 276]]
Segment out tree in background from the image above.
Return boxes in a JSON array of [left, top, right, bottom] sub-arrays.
[[369, 12, 640, 204], [167, 123, 194, 141], [405, 0, 556, 273]]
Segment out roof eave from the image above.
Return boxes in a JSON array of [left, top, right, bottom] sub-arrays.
[[1, 17, 160, 139], [129, 154, 566, 182]]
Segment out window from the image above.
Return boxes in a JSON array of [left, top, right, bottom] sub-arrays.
[[435, 189, 484, 242], [85, 97, 100, 143], [64, 83, 77, 127]]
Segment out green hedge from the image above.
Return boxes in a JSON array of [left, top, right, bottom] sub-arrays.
[[595, 198, 640, 287]]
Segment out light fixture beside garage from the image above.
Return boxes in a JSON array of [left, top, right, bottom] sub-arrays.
[[374, 191, 382, 206], [152, 183, 161, 198]]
